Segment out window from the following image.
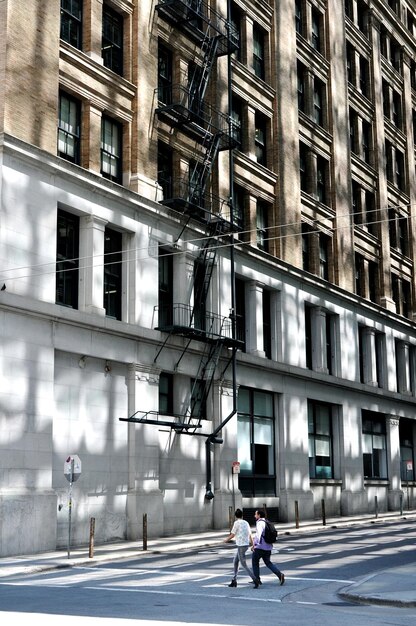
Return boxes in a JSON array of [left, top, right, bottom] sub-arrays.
[[359, 56, 370, 98], [158, 245, 173, 327], [190, 378, 206, 420], [230, 3, 242, 61], [311, 8, 322, 53], [313, 77, 324, 126], [159, 373, 173, 415], [382, 79, 390, 118], [346, 42, 355, 85], [101, 116, 122, 183], [253, 24, 265, 80], [255, 113, 267, 166], [231, 95, 243, 147], [319, 233, 329, 279], [235, 277, 246, 350], [358, 326, 386, 386], [362, 120, 371, 164], [58, 92, 81, 164], [56, 209, 79, 308], [158, 141, 173, 200], [262, 289, 271, 359], [237, 388, 275, 497], [60, 0, 82, 49], [297, 62, 306, 113], [102, 4, 123, 75], [392, 91, 402, 129], [305, 303, 337, 373], [295, 0, 303, 35], [104, 227, 122, 320], [302, 223, 312, 272], [389, 209, 409, 256], [299, 142, 308, 192], [308, 401, 333, 479], [158, 43, 172, 105], [400, 419, 415, 481], [392, 274, 412, 318], [193, 258, 207, 331], [362, 412, 387, 479], [233, 185, 245, 230], [316, 156, 328, 205], [256, 202, 269, 252]]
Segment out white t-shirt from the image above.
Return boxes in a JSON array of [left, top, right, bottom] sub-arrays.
[[231, 518, 252, 546]]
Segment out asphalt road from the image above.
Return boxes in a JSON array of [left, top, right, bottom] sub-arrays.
[[1, 519, 416, 626]]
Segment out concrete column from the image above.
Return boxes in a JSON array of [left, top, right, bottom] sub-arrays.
[[213, 380, 241, 527], [83, 0, 103, 64], [246, 281, 265, 357], [126, 364, 164, 540], [386, 416, 402, 510], [369, 13, 395, 312], [361, 328, 378, 386], [311, 307, 328, 373], [79, 215, 107, 316], [82, 102, 103, 175]]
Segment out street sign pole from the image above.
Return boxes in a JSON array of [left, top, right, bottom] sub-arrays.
[[68, 458, 74, 559], [64, 455, 81, 560]]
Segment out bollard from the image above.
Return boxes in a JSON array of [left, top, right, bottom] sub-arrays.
[[89, 517, 95, 558], [143, 513, 148, 551], [229, 506, 233, 530], [400, 492, 403, 516], [321, 499, 326, 526], [295, 500, 299, 529], [375, 495, 378, 518]]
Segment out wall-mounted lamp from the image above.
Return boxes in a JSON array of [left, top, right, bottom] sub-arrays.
[[78, 356, 87, 369]]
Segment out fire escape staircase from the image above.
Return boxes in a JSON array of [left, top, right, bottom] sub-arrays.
[[120, 0, 240, 435]]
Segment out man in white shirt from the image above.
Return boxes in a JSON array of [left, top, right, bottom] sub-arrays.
[[224, 508, 260, 588]]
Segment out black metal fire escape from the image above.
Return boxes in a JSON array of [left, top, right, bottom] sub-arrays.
[[121, 1, 241, 444]]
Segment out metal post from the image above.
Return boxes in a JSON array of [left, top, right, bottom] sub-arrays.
[[229, 506, 233, 530], [295, 500, 299, 529], [375, 495, 378, 518], [89, 517, 95, 558], [400, 492, 403, 516], [143, 513, 148, 551], [67, 458, 74, 559], [321, 499, 326, 526]]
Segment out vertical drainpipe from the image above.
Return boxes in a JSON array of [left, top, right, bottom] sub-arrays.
[[205, 0, 237, 500]]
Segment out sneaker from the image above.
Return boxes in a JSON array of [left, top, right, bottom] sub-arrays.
[[253, 579, 261, 589], [280, 573, 285, 586]]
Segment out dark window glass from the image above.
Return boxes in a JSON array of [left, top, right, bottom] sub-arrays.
[[102, 5, 123, 75], [295, 0, 302, 34], [311, 8, 322, 52], [255, 113, 267, 166], [319, 233, 329, 280], [60, 0, 82, 49], [297, 62, 306, 112], [362, 412, 387, 479], [157, 141, 173, 200], [400, 419, 415, 481], [237, 388, 275, 497], [58, 92, 81, 164], [159, 373, 173, 415], [299, 142, 307, 192], [158, 43, 172, 105], [305, 303, 312, 369], [262, 289, 271, 359], [104, 228, 122, 320], [257, 202, 269, 252], [158, 246, 173, 327], [56, 209, 79, 308], [317, 157, 328, 205], [313, 77, 324, 126], [362, 120, 371, 164], [231, 95, 243, 146], [235, 278, 246, 350], [101, 116, 122, 183], [302, 224, 311, 272], [231, 3, 242, 61], [233, 185, 245, 230], [308, 401, 333, 478], [190, 378, 206, 419], [253, 24, 265, 80]]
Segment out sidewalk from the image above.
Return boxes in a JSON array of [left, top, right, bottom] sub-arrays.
[[1, 510, 415, 608]]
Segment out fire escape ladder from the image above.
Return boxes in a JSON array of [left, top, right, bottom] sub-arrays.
[[189, 31, 221, 108], [188, 334, 225, 426]]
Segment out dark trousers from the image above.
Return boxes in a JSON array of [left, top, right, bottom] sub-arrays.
[[252, 548, 282, 581]]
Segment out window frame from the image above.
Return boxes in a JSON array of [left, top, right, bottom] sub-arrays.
[[362, 412, 388, 480], [308, 400, 333, 479], [60, 0, 82, 49], [101, 115, 123, 184], [103, 227, 122, 320], [56, 209, 79, 309], [58, 92, 81, 164]]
